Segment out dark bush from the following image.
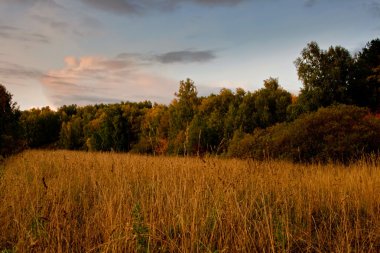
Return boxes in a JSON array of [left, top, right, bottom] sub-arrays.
[[228, 105, 380, 163]]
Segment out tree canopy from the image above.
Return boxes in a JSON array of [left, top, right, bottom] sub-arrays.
[[293, 39, 380, 114], [0, 84, 22, 156]]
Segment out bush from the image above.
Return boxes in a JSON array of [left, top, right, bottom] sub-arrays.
[[227, 130, 256, 158], [228, 105, 380, 163]]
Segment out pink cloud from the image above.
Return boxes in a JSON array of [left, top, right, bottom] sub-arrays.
[[42, 55, 176, 106], [64, 56, 78, 68]]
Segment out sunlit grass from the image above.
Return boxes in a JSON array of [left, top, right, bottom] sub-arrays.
[[1, 150, 380, 252]]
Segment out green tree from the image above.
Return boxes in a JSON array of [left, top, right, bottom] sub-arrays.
[[253, 78, 292, 128], [171, 78, 199, 128], [20, 107, 60, 148], [0, 84, 22, 156], [58, 104, 77, 122], [349, 38, 380, 111], [59, 116, 83, 149], [235, 90, 257, 133], [168, 79, 199, 155], [198, 89, 235, 154], [295, 42, 353, 111]]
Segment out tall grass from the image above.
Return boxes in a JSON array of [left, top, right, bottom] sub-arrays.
[[1, 150, 380, 252]]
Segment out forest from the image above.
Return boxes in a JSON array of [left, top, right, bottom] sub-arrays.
[[1, 38, 380, 163]]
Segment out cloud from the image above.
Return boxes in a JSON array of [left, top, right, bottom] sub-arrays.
[[0, 25, 49, 43], [304, 0, 317, 7], [116, 50, 216, 64], [194, 0, 244, 6], [0, 61, 43, 80], [80, 0, 140, 14], [42, 55, 176, 106], [51, 94, 123, 104], [31, 15, 71, 34], [3, 0, 101, 38], [2, 0, 63, 9], [155, 50, 216, 64], [80, 0, 245, 14], [28, 3, 102, 37]]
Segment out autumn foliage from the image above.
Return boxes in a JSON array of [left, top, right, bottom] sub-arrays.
[[228, 105, 380, 163]]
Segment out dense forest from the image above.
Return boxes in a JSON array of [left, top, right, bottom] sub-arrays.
[[1, 39, 380, 163]]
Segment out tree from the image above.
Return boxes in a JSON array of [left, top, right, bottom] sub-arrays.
[[253, 78, 292, 128], [235, 90, 257, 133], [168, 79, 199, 154], [59, 116, 83, 149], [172, 78, 199, 128], [0, 84, 21, 156], [349, 38, 380, 111], [295, 42, 353, 111], [20, 107, 61, 148], [134, 104, 169, 155]]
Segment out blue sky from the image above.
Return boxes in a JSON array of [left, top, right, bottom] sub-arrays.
[[0, 0, 379, 109]]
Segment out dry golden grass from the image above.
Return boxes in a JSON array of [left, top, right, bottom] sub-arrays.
[[0, 150, 380, 252]]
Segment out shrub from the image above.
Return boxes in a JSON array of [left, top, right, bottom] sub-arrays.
[[229, 105, 380, 163]]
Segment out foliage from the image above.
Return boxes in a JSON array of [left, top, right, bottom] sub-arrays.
[[349, 38, 380, 111], [229, 105, 380, 163], [294, 42, 353, 111], [253, 78, 292, 128], [0, 84, 22, 156], [168, 78, 199, 155], [20, 107, 60, 148], [294, 39, 380, 115], [227, 130, 256, 159]]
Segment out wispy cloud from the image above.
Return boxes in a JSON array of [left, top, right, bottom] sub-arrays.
[[80, 0, 139, 14], [80, 0, 245, 14], [2, 0, 64, 9], [195, 0, 244, 6], [3, 0, 102, 38], [155, 50, 216, 64], [42, 55, 176, 106], [304, 0, 317, 7], [29, 4, 102, 37], [0, 25, 49, 43], [50, 94, 123, 105], [0, 61, 43, 80], [31, 15, 71, 34]]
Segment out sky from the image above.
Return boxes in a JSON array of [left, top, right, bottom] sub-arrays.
[[0, 0, 379, 110]]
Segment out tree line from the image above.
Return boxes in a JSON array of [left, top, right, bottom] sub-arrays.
[[1, 38, 379, 162]]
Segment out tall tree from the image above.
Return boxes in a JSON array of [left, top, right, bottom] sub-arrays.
[[253, 78, 292, 128], [0, 84, 21, 156], [349, 38, 380, 111], [168, 79, 199, 154], [172, 78, 199, 128], [295, 42, 353, 111]]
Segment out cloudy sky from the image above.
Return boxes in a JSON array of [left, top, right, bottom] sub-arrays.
[[0, 0, 379, 109]]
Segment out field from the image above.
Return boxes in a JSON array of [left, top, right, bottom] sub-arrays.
[[1, 151, 380, 252]]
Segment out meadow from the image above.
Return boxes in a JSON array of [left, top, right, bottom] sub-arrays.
[[1, 150, 380, 252]]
